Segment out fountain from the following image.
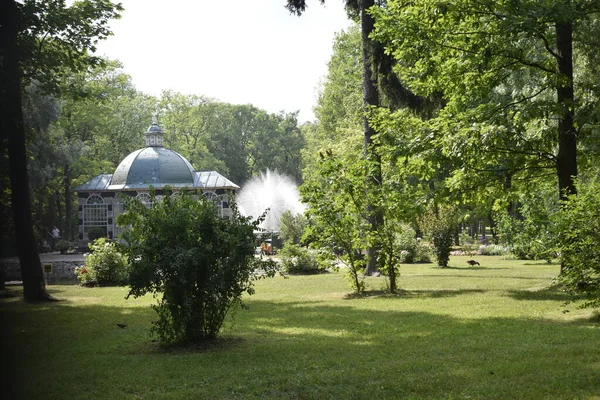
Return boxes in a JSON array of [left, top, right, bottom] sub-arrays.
[[237, 170, 305, 232]]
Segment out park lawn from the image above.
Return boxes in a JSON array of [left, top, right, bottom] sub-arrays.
[[1, 256, 599, 399]]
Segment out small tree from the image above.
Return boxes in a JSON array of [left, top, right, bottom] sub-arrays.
[[419, 205, 458, 268], [118, 190, 275, 344], [301, 154, 368, 294]]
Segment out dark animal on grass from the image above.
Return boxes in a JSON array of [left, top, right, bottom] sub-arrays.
[[466, 260, 480, 266], [116, 323, 127, 329]]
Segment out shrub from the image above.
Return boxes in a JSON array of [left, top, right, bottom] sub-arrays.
[[279, 243, 327, 274], [479, 244, 509, 256], [75, 238, 128, 286], [554, 176, 600, 309], [395, 225, 432, 263], [495, 186, 558, 262], [496, 214, 556, 261], [56, 239, 75, 254], [86, 226, 107, 242], [414, 240, 433, 263], [419, 205, 458, 268], [118, 191, 276, 344]]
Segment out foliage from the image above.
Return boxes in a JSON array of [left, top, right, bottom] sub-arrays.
[[18, 0, 124, 91], [75, 238, 128, 285], [279, 243, 327, 275], [301, 155, 367, 293], [419, 205, 458, 268], [478, 245, 509, 257], [55, 239, 75, 254], [118, 190, 276, 344], [3, 0, 122, 301], [278, 210, 307, 245], [395, 225, 432, 263], [496, 214, 555, 261], [371, 0, 600, 205], [494, 186, 558, 261], [86, 226, 106, 242], [160, 96, 305, 185], [555, 175, 600, 308]]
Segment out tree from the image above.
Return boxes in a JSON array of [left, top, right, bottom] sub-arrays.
[[159, 91, 224, 173], [1, 0, 50, 300], [301, 153, 368, 294], [372, 0, 600, 204], [50, 61, 151, 240], [0, 0, 122, 301], [119, 191, 276, 344], [287, 0, 385, 274], [279, 210, 306, 245]]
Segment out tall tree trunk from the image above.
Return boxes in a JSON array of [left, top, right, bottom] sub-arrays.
[[555, 21, 577, 275], [1, 0, 55, 301], [555, 21, 577, 200], [64, 165, 72, 239], [361, 0, 383, 275]]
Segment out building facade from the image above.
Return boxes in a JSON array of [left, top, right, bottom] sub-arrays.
[[74, 122, 239, 247]]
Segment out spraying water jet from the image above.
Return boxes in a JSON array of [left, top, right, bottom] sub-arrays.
[[237, 170, 305, 232]]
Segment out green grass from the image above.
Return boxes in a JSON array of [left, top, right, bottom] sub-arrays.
[[2, 256, 599, 399]]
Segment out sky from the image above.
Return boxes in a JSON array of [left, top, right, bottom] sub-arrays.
[[95, 0, 352, 122]]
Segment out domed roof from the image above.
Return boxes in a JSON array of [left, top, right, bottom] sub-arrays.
[[109, 147, 195, 189]]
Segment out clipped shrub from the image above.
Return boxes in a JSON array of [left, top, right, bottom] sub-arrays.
[[75, 238, 128, 285], [279, 243, 326, 274]]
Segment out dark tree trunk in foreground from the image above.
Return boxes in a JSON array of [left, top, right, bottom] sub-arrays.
[[361, 0, 383, 276], [1, 0, 55, 301], [555, 21, 577, 200]]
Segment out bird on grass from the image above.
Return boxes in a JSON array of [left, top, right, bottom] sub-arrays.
[[116, 323, 127, 329], [466, 260, 480, 266]]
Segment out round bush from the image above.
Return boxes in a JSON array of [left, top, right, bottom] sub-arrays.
[[75, 238, 128, 285]]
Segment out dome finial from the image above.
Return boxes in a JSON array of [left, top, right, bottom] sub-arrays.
[[145, 116, 164, 147]]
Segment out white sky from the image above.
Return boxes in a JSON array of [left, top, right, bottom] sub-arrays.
[[95, 0, 351, 122]]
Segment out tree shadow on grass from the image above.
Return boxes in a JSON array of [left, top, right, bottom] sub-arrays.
[[507, 288, 572, 302], [423, 274, 542, 280], [345, 289, 487, 299], [411, 289, 487, 298]]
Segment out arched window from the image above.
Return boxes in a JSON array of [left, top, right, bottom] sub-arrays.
[[87, 194, 104, 205], [83, 194, 108, 241], [136, 193, 153, 208]]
